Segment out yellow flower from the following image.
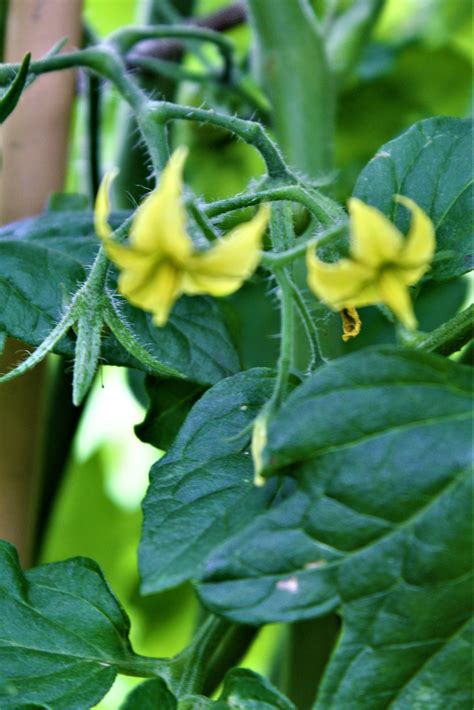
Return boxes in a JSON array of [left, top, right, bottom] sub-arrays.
[[306, 196, 435, 330], [95, 147, 270, 326]]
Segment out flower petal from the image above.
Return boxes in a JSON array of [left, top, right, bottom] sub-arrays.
[[349, 197, 404, 267], [378, 270, 417, 330], [306, 247, 378, 310], [94, 168, 118, 240], [182, 204, 270, 296], [130, 147, 193, 261], [395, 195, 436, 284], [118, 260, 182, 327], [104, 240, 150, 271]]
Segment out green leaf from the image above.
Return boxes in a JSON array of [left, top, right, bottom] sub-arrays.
[[47, 193, 90, 212], [134, 376, 205, 451], [180, 669, 296, 709], [0, 541, 163, 710], [120, 678, 176, 710], [353, 116, 473, 280], [0, 211, 239, 385], [0, 212, 98, 353], [216, 669, 296, 709], [0, 53, 31, 123], [139, 368, 284, 595], [198, 348, 472, 708], [104, 294, 239, 385]]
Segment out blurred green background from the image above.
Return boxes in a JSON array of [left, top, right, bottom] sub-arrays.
[[39, 0, 472, 706]]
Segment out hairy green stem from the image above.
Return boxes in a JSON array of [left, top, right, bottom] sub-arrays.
[[261, 223, 346, 268], [414, 305, 473, 356], [271, 267, 295, 410], [150, 100, 291, 179], [287, 277, 323, 370], [205, 184, 344, 226], [170, 615, 232, 695]]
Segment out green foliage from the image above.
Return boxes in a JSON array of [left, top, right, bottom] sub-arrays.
[[120, 678, 176, 709], [0, 0, 472, 708], [135, 376, 205, 450], [139, 369, 281, 594], [182, 669, 298, 709], [122, 668, 297, 709], [354, 116, 473, 280], [198, 348, 472, 705], [0, 541, 157, 710], [0, 211, 239, 384]]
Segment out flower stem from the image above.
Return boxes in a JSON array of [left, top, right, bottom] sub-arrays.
[[414, 305, 473, 357], [205, 183, 344, 226], [261, 223, 346, 269]]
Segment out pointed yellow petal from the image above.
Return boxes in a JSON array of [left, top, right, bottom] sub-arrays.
[[182, 204, 270, 297], [306, 246, 378, 310], [378, 270, 417, 330], [349, 197, 404, 267], [395, 195, 436, 284], [94, 168, 118, 240], [104, 240, 150, 271], [118, 260, 182, 327], [129, 147, 192, 261]]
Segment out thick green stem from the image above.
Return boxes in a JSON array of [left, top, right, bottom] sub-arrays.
[[201, 624, 260, 696], [170, 615, 231, 695], [247, 0, 334, 175]]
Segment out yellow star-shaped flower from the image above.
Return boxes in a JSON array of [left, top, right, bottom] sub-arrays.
[[306, 196, 435, 330], [95, 147, 270, 326]]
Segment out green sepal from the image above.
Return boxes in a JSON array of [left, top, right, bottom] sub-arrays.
[[0, 52, 31, 123]]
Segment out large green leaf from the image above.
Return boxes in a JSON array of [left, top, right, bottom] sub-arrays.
[[353, 116, 473, 280], [0, 541, 162, 710], [139, 368, 285, 595], [198, 348, 473, 708], [0, 211, 239, 385]]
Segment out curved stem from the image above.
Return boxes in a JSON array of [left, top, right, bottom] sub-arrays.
[[261, 223, 346, 269], [112, 24, 235, 80], [288, 277, 323, 370], [170, 615, 232, 695], [150, 100, 291, 180], [205, 183, 344, 226]]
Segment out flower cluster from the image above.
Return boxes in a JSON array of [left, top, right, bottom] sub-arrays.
[[96, 148, 435, 331]]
